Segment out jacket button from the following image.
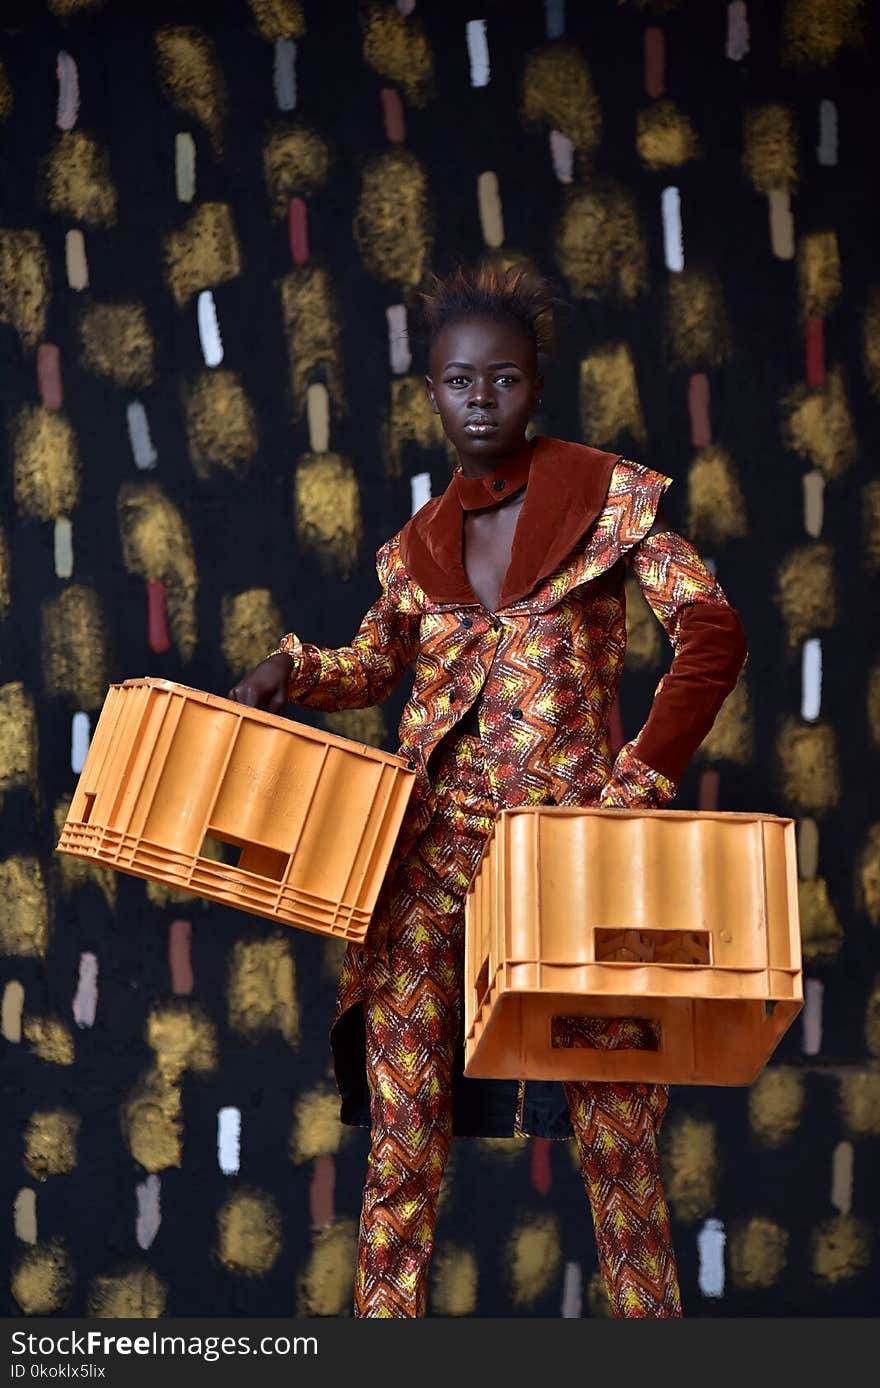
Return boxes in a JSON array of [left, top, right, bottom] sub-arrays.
[[462, 617, 473, 629], [450, 693, 459, 703], [492, 479, 505, 491], [512, 708, 523, 719], [546, 795, 557, 806], [407, 760, 415, 771]]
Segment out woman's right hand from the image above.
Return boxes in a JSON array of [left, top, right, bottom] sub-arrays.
[[227, 652, 294, 712]]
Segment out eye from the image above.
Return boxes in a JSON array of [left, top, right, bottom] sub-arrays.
[[495, 375, 520, 386], [444, 376, 469, 386]]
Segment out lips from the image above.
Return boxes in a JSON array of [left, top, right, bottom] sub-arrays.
[[464, 416, 496, 435]]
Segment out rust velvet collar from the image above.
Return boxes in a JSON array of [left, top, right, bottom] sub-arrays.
[[398, 435, 621, 609], [452, 438, 536, 510]]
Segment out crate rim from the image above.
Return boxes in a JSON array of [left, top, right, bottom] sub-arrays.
[[115, 678, 416, 773], [490, 806, 795, 826], [465, 805, 798, 901]]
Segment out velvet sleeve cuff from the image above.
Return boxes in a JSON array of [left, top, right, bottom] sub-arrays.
[[599, 738, 678, 809]]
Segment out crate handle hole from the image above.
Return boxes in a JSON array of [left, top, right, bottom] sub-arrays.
[[199, 833, 241, 867], [550, 1015, 661, 1052], [200, 832, 290, 882], [80, 792, 96, 825], [594, 927, 711, 966]]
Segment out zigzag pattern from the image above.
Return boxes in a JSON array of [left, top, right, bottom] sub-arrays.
[[351, 735, 681, 1319], [354, 735, 492, 1318], [564, 1076, 682, 1317], [278, 462, 736, 1315], [280, 461, 736, 851]]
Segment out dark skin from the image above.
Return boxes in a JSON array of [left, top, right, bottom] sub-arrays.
[[425, 318, 542, 612], [229, 316, 542, 709]]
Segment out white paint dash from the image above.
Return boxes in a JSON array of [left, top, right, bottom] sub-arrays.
[[410, 472, 431, 516], [135, 1174, 162, 1250], [197, 290, 223, 367], [127, 401, 158, 471], [218, 1106, 241, 1175], [801, 638, 822, 721], [801, 977, 823, 1056], [71, 711, 90, 774], [725, 2, 750, 62], [72, 952, 98, 1029], [466, 19, 490, 88], [560, 1260, 582, 1317], [661, 186, 684, 272], [697, 1217, 726, 1299], [549, 130, 574, 183]]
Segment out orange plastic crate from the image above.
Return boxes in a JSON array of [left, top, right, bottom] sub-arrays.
[[56, 679, 415, 941], [464, 807, 803, 1085]]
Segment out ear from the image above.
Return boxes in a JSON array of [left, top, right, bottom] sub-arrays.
[[530, 372, 544, 412], [424, 374, 440, 414]]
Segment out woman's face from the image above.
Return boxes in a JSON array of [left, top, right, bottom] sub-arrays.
[[425, 317, 543, 471]]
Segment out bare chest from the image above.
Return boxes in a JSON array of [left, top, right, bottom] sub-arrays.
[[462, 494, 526, 613]]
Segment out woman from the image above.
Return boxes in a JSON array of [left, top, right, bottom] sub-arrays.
[[230, 266, 748, 1318]]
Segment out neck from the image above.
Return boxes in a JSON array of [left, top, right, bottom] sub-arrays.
[[456, 435, 532, 478]]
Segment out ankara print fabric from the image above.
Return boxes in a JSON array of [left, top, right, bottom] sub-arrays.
[[273, 457, 747, 830], [271, 456, 747, 1139], [350, 730, 681, 1316], [598, 738, 678, 809]]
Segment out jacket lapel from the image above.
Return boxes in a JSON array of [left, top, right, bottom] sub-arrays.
[[398, 436, 621, 610]]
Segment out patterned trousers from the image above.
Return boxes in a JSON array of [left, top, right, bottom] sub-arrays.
[[354, 732, 682, 1318]]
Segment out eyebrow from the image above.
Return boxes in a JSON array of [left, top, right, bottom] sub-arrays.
[[442, 360, 523, 370]]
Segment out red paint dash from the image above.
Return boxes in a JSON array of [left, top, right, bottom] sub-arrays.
[[530, 1137, 552, 1197], [688, 373, 711, 447], [169, 920, 193, 995], [288, 197, 309, 266], [37, 343, 63, 410], [380, 87, 406, 143], [644, 28, 665, 98], [310, 1153, 335, 1230], [698, 767, 720, 811], [805, 317, 825, 387], [609, 695, 625, 758], [147, 579, 170, 654]]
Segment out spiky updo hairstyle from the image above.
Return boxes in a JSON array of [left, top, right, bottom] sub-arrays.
[[416, 263, 564, 360]]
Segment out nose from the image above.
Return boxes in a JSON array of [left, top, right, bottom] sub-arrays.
[[468, 379, 495, 407]]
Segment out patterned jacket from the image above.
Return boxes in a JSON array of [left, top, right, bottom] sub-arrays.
[[274, 435, 748, 864]]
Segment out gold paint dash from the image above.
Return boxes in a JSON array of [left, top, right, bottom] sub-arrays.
[[0, 230, 50, 349], [361, 1, 434, 106], [43, 132, 117, 225], [295, 453, 362, 578], [155, 27, 225, 153], [88, 1267, 167, 1318]]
